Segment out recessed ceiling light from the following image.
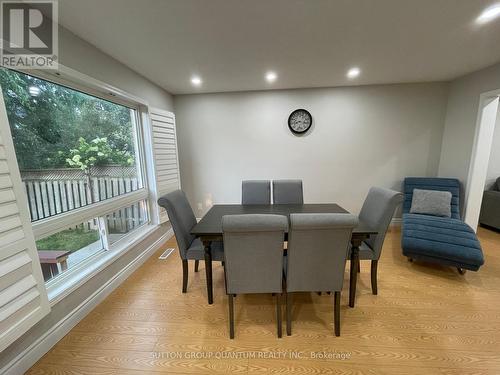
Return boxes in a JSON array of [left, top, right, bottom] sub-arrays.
[[28, 86, 41, 96], [347, 67, 361, 79], [476, 3, 500, 24], [191, 76, 202, 86], [265, 71, 277, 83]]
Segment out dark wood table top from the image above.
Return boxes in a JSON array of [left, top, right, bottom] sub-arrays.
[[191, 204, 378, 236]]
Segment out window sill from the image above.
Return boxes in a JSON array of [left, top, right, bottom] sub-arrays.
[[46, 224, 159, 306]]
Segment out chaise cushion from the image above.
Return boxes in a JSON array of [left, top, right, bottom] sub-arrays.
[[402, 214, 484, 269]]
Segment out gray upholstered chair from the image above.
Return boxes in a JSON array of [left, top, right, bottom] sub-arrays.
[[273, 179, 303, 204], [285, 213, 358, 336], [355, 187, 403, 294], [242, 180, 271, 204], [158, 190, 223, 293], [222, 214, 288, 339]]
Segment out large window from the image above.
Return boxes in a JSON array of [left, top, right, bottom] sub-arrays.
[[0, 68, 150, 283], [0, 68, 143, 221]]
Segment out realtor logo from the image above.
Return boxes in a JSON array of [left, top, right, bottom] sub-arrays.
[[1, 0, 58, 69]]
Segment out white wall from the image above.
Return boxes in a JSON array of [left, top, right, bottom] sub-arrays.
[[59, 26, 174, 111], [438, 62, 500, 185], [174, 83, 449, 217], [486, 111, 500, 190]]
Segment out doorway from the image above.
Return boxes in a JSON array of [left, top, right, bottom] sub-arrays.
[[463, 89, 500, 230]]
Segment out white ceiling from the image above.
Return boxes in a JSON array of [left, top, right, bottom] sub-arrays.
[[58, 0, 500, 95]]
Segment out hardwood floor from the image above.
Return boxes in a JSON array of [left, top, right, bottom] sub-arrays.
[[27, 227, 500, 374]]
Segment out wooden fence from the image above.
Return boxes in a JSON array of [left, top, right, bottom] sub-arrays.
[[21, 166, 147, 233]]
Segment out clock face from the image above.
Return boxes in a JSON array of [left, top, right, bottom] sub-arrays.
[[288, 109, 312, 134]]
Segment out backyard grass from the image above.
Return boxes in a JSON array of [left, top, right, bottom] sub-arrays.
[[36, 227, 100, 253]]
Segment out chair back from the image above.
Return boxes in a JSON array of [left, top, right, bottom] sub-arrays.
[[273, 179, 303, 204], [222, 214, 287, 294], [286, 213, 358, 292], [403, 178, 460, 219], [242, 180, 271, 205], [158, 190, 197, 259], [359, 187, 403, 259]]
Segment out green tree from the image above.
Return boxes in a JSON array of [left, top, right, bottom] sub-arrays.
[[65, 137, 133, 202], [0, 68, 136, 171], [65, 137, 133, 172]]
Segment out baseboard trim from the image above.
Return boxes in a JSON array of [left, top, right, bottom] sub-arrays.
[[2, 228, 173, 375], [391, 218, 402, 226]]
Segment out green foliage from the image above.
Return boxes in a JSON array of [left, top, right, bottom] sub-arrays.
[[0, 68, 136, 171], [36, 227, 100, 253], [65, 137, 133, 172]]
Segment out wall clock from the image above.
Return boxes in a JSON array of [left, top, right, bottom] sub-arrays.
[[288, 109, 312, 134]]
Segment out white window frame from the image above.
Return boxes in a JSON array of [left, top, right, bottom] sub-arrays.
[[1, 64, 164, 304], [45, 197, 154, 304]]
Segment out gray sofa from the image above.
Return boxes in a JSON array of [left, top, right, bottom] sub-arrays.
[[479, 177, 500, 231]]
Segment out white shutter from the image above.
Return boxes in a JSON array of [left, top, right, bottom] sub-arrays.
[[149, 108, 180, 223], [0, 89, 50, 352]]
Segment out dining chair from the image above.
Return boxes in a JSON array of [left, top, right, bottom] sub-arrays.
[[242, 180, 271, 204], [158, 190, 224, 293], [355, 187, 403, 294], [272, 179, 303, 204], [285, 213, 358, 336], [222, 214, 288, 339]]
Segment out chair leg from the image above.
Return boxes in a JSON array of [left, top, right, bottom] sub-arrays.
[[457, 267, 466, 275], [182, 260, 188, 293], [334, 291, 340, 337], [371, 260, 378, 295], [276, 293, 282, 338], [286, 292, 292, 336], [357, 258, 360, 273], [194, 260, 199, 272], [228, 294, 235, 339]]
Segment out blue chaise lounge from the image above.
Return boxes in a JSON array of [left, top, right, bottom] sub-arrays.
[[401, 177, 484, 274]]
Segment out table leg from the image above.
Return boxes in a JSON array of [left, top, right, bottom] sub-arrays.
[[203, 240, 213, 304], [349, 238, 361, 308]]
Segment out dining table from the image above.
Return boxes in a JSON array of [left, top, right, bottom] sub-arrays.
[[191, 203, 378, 307]]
